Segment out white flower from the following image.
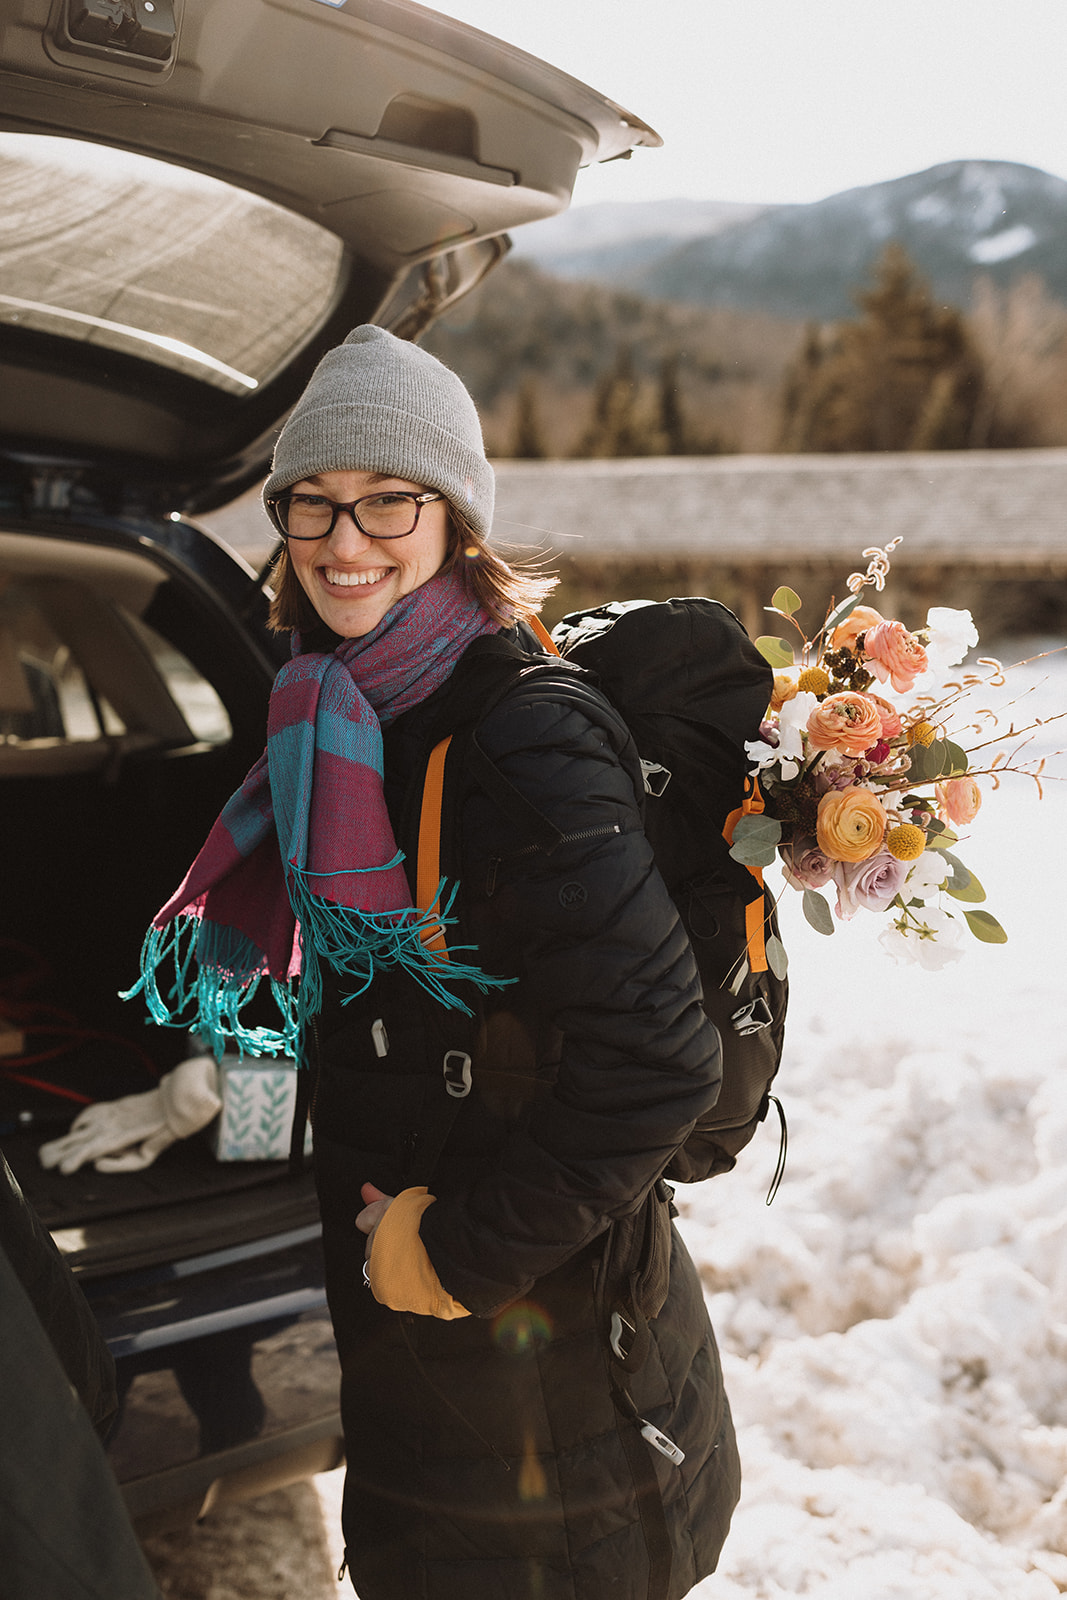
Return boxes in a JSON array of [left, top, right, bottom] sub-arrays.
[[745, 692, 818, 775], [879, 905, 964, 970], [924, 607, 979, 672], [905, 851, 949, 899], [745, 735, 779, 771]]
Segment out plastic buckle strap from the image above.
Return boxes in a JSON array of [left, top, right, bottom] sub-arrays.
[[639, 1421, 686, 1467], [443, 1050, 472, 1099], [721, 795, 770, 974], [730, 994, 774, 1036], [639, 759, 672, 797], [609, 1381, 675, 1600]]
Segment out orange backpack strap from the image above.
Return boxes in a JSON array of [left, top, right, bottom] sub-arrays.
[[526, 614, 561, 657], [416, 734, 452, 958], [720, 776, 769, 974]]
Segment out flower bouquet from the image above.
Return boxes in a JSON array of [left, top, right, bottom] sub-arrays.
[[735, 540, 1059, 969]]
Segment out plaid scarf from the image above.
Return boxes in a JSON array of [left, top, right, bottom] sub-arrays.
[[124, 569, 505, 1059]]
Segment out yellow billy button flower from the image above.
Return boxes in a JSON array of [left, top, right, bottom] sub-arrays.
[[886, 822, 926, 861], [797, 666, 830, 696], [907, 720, 937, 747]]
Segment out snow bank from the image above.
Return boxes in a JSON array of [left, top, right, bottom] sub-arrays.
[[681, 646, 1067, 1597]]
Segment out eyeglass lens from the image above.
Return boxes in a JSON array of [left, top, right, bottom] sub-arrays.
[[277, 493, 425, 540]]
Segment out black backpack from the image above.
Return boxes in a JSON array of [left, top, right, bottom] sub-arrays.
[[406, 597, 787, 1576], [413, 596, 789, 1193]]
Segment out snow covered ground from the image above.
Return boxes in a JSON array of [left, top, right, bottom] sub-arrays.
[[682, 643, 1067, 1598]]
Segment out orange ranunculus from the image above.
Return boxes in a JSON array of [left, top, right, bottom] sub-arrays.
[[863, 620, 929, 693], [816, 787, 888, 862], [770, 673, 798, 711], [806, 692, 883, 757], [868, 693, 903, 739], [831, 604, 884, 654], [936, 775, 982, 826]]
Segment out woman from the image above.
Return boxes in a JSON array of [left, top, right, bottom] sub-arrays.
[[136, 326, 740, 1599]]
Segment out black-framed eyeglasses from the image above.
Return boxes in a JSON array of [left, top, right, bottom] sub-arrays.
[[265, 490, 443, 542]]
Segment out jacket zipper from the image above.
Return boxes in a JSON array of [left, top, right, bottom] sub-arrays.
[[486, 822, 621, 896], [308, 1015, 322, 1130]]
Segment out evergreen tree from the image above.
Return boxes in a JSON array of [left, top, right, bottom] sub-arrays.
[[576, 345, 664, 457], [777, 244, 988, 451], [657, 351, 688, 454], [510, 376, 547, 458], [777, 323, 827, 451]]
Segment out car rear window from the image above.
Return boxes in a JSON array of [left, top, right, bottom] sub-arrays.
[[0, 133, 344, 396]]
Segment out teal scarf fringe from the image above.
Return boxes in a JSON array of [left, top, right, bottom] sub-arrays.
[[122, 877, 512, 1061], [121, 917, 300, 1060]]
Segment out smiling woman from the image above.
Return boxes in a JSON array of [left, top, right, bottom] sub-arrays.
[[129, 323, 741, 1600]]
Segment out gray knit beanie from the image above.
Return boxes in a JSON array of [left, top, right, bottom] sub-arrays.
[[263, 325, 494, 536]]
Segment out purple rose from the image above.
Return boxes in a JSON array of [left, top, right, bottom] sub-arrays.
[[833, 851, 909, 920], [782, 836, 835, 890]]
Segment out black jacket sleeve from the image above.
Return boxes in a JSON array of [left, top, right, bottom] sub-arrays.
[[418, 679, 722, 1316]]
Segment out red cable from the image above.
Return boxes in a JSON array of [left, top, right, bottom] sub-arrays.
[[0, 1069, 92, 1105]]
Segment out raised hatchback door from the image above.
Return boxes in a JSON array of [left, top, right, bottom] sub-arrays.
[[0, 0, 659, 511]]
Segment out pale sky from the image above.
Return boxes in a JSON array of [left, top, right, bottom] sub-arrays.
[[433, 0, 1067, 208]]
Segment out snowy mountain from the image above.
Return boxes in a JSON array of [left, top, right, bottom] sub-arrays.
[[509, 197, 771, 281], [517, 162, 1067, 319]]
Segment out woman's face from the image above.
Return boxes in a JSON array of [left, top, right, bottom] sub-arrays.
[[286, 469, 451, 638]]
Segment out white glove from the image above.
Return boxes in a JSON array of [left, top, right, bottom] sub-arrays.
[[38, 1056, 222, 1175]]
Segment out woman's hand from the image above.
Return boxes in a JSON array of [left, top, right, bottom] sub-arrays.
[[355, 1181, 394, 1260]]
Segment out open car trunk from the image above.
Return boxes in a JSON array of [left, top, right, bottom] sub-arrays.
[[0, 516, 314, 1276]]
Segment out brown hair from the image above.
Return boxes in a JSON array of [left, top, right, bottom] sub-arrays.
[[266, 504, 557, 635]]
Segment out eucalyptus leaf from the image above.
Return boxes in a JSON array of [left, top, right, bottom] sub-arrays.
[[907, 740, 951, 782], [942, 740, 970, 777], [941, 850, 986, 903], [755, 636, 795, 669], [766, 933, 789, 978], [948, 879, 988, 905], [939, 849, 971, 891], [802, 889, 835, 935], [947, 876, 991, 902], [964, 909, 1008, 944], [822, 594, 861, 637], [728, 813, 782, 867], [770, 586, 803, 617], [903, 742, 935, 782]]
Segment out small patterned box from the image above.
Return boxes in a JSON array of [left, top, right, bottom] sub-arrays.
[[209, 1054, 312, 1162]]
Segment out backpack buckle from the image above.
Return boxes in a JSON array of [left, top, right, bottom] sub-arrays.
[[639, 759, 672, 797], [731, 995, 774, 1036], [639, 1420, 686, 1466], [443, 1050, 472, 1099]]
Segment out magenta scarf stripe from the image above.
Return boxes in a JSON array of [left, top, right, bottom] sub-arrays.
[[123, 569, 511, 1058]]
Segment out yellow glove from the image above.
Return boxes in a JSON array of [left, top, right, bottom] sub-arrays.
[[367, 1187, 469, 1320]]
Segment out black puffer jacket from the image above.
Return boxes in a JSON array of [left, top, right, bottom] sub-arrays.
[[311, 638, 741, 1600]]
